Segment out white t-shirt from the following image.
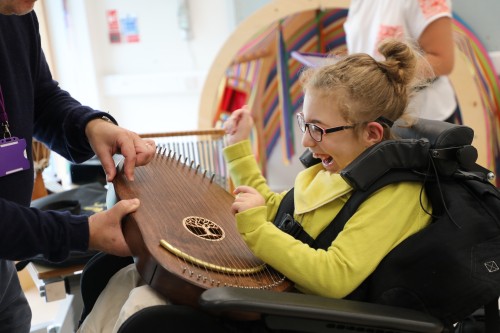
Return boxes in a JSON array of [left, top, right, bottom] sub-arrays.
[[344, 0, 457, 121]]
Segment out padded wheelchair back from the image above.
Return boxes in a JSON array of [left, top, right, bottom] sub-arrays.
[[340, 118, 485, 191]]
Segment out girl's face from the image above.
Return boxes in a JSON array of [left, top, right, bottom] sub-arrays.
[[300, 91, 375, 173]]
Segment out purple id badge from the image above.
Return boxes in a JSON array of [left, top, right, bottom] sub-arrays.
[[0, 137, 30, 177]]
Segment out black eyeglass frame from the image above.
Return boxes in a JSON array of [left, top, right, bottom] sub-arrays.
[[296, 112, 354, 142]]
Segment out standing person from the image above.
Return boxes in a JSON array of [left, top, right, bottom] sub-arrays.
[[78, 39, 433, 332], [344, 0, 458, 122], [0, 1, 156, 332]]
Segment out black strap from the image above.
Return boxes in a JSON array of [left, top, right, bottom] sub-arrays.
[[273, 188, 315, 245], [274, 188, 295, 228], [273, 170, 425, 250], [313, 170, 424, 250]]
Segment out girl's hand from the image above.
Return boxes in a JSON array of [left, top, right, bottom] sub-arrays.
[[223, 106, 254, 145], [231, 185, 265, 215]]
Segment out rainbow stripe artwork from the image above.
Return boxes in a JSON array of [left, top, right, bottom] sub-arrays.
[[260, 9, 348, 162], [276, 21, 295, 164], [452, 14, 500, 185]]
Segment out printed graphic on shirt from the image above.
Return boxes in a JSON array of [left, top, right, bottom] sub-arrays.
[[377, 25, 404, 41], [375, 25, 404, 57], [418, 0, 450, 20]]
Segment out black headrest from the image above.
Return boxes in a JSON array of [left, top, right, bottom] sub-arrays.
[[394, 118, 477, 174], [393, 118, 474, 151], [339, 119, 478, 190]]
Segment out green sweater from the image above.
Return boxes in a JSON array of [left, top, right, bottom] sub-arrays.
[[223, 140, 431, 298]]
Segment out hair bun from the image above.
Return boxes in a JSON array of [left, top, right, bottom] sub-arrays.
[[377, 39, 417, 86]]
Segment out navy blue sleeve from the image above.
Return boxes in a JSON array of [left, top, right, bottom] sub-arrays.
[[0, 198, 89, 262]]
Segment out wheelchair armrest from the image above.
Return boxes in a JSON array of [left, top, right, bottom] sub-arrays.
[[199, 287, 444, 333]]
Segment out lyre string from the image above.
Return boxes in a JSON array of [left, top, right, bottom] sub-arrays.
[[155, 148, 282, 288], [143, 151, 206, 283], [158, 149, 239, 287], [176, 148, 253, 286], [154, 134, 229, 191], [136, 135, 286, 290]]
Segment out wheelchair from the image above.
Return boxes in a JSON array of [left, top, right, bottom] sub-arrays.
[[78, 119, 500, 333]]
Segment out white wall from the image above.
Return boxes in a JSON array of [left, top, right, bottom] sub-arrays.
[[42, 0, 235, 134]]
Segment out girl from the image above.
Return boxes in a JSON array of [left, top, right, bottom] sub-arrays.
[[223, 39, 432, 298]]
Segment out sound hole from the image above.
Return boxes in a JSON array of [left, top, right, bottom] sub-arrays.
[[183, 216, 225, 241]]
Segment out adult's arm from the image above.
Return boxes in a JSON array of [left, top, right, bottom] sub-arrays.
[[419, 16, 455, 77], [0, 198, 88, 262], [0, 197, 136, 261]]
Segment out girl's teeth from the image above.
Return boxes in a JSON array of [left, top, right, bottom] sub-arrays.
[[322, 156, 333, 166]]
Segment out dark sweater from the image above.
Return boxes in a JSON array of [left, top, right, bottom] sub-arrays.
[[0, 11, 115, 330]]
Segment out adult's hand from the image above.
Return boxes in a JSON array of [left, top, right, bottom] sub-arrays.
[[85, 119, 156, 181], [87, 198, 140, 257]]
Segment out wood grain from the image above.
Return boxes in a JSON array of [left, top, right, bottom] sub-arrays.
[[113, 150, 292, 307]]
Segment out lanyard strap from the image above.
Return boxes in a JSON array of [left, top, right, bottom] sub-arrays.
[[0, 85, 11, 138]]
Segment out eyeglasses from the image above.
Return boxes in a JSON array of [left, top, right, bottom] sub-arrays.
[[296, 112, 354, 142]]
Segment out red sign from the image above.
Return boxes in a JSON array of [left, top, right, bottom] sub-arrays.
[[106, 10, 121, 44]]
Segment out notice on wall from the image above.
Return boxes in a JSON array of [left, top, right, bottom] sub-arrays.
[[121, 14, 140, 43], [106, 10, 121, 44], [106, 10, 140, 44]]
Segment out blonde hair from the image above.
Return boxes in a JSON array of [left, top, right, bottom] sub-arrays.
[[301, 39, 429, 139]]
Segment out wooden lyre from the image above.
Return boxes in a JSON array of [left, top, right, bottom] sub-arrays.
[[113, 129, 293, 307]]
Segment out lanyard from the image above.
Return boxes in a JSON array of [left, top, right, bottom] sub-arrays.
[[0, 85, 11, 138]]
